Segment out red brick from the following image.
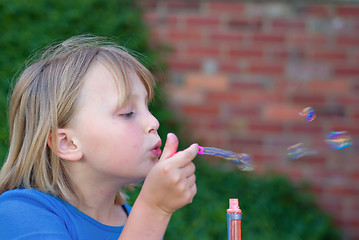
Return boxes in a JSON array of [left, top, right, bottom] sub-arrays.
[[166, 87, 204, 104], [250, 33, 286, 44], [229, 136, 263, 147], [168, 59, 200, 71], [336, 36, 359, 46], [294, 155, 327, 165], [335, 96, 359, 106], [291, 94, 326, 105], [166, 1, 200, 10], [186, 74, 229, 91], [228, 48, 263, 58], [315, 104, 346, 118], [228, 18, 263, 30], [230, 81, 264, 91], [345, 219, 359, 233], [181, 105, 219, 116], [149, 28, 162, 41], [207, 92, 242, 103], [185, 46, 221, 58], [330, 126, 359, 136], [305, 5, 330, 16], [218, 62, 241, 73], [241, 92, 285, 105], [208, 2, 245, 14], [167, 30, 202, 43], [252, 153, 277, 162], [336, 6, 359, 17], [287, 34, 327, 46], [143, 11, 157, 24], [327, 186, 359, 197], [137, 0, 158, 9], [263, 104, 304, 122], [308, 80, 350, 93], [290, 124, 324, 135], [268, 49, 287, 59], [311, 185, 324, 195], [203, 120, 229, 130], [210, 31, 244, 42], [275, 81, 304, 92], [185, 15, 221, 28], [143, 12, 178, 26], [248, 122, 283, 133], [288, 168, 307, 182], [265, 136, 299, 150], [353, 110, 359, 120], [348, 171, 359, 181], [229, 106, 260, 118], [270, 19, 306, 32], [334, 67, 359, 76], [247, 63, 284, 75], [310, 50, 347, 61], [318, 198, 344, 217]]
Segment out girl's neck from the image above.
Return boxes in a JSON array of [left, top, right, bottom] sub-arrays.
[[65, 160, 130, 226], [72, 189, 128, 226]]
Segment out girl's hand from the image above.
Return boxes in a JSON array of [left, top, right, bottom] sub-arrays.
[[139, 133, 198, 215]]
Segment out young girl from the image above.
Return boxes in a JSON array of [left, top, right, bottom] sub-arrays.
[[0, 35, 198, 239]]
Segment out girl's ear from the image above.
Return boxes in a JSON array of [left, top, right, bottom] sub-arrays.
[[47, 129, 83, 161]]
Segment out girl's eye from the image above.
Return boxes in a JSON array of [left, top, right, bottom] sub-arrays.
[[120, 112, 135, 119]]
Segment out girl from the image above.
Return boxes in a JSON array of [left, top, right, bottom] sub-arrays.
[[0, 35, 198, 239]]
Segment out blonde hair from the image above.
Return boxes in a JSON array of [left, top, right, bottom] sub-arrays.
[[0, 35, 155, 205]]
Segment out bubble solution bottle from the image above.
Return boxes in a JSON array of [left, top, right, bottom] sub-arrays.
[[227, 198, 242, 240]]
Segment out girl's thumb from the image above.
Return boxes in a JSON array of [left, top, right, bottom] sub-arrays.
[[160, 133, 179, 160]]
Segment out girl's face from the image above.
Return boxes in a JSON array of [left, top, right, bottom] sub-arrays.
[[67, 62, 161, 186]]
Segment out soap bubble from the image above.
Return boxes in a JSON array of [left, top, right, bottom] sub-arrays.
[[287, 143, 317, 160], [198, 146, 254, 171], [299, 107, 316, 122], [326, 131, 352, 150], [230, 153, 250, 165], [230, 153, 254, 171]]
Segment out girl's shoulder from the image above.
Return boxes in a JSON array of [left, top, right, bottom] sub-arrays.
[[0, 188, 132, 239], [0, 187, 63, 208], [0, 188, 73, 239]]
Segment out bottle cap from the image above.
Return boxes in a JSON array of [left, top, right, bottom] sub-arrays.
[[227, 198, 242, 214]]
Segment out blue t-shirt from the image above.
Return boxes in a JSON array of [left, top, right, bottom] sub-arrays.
[[0, 188, 131, 240]]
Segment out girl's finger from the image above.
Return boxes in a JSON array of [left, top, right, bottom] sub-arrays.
[[159, 133, 179, 161]]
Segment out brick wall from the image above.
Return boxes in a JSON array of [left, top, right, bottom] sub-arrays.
[[142, 1, 359, 239]]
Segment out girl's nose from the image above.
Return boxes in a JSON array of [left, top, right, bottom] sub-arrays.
[[146, 111, 160, 134]]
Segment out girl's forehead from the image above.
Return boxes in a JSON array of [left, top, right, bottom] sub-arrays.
[[80, 61, 148, 105]]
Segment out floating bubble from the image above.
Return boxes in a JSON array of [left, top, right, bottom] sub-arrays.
[[326, 131, 352, 150], [198, 146, 254, 171], [287, 143, 317, 161], [299, 107, 316, 122]]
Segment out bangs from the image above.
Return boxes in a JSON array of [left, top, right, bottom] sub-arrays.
[[95, 47, 155, 108]]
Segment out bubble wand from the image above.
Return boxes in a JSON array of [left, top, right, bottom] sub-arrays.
[[197, 146, 254, 171]]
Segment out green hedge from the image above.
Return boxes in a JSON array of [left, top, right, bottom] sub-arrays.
[[127, 160, 341, 240], [0, 1, 341, 239]]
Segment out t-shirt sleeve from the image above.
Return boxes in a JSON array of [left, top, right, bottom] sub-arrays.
[[0, 190, 72, 240]]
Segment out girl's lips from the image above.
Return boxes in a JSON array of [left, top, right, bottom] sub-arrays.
[[151, 147, 162, 158], [151, 140, 162, 158]]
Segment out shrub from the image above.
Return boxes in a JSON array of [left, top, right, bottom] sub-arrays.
[[127, 160, 341, 240]]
